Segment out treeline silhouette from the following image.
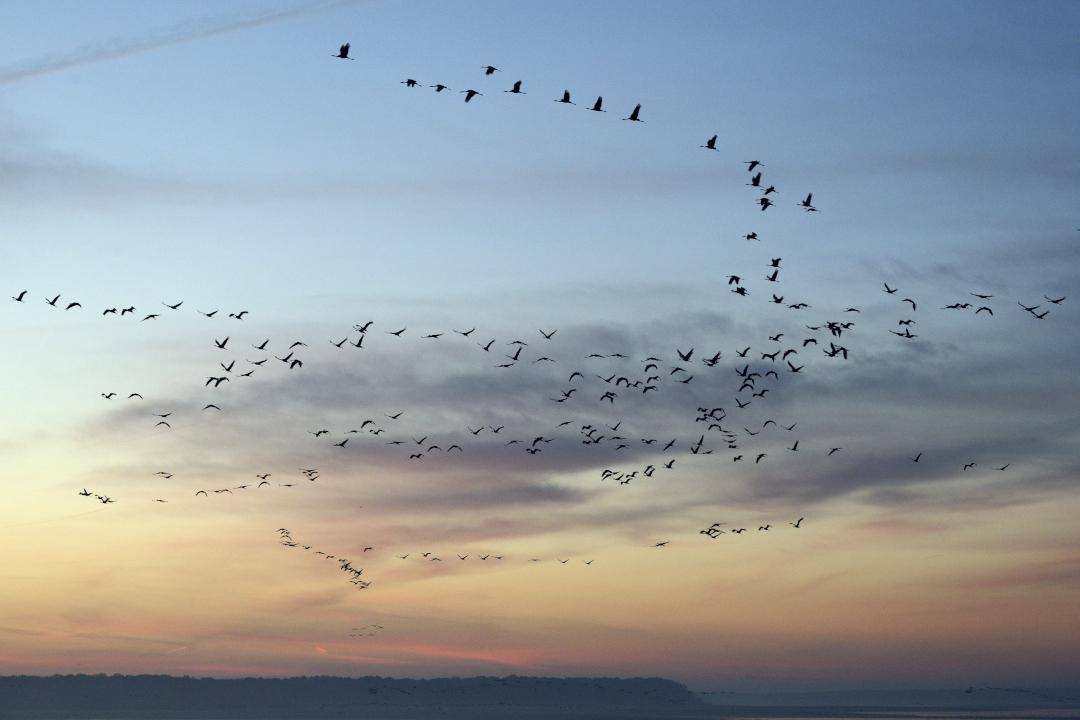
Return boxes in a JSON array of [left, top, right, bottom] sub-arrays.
[[0, 673, 703, 719]]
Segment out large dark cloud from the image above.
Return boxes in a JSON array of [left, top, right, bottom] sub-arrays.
[[72, 270, 1079, 559]]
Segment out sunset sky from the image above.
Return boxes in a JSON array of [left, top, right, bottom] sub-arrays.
[[0, 0, 1078, 691]]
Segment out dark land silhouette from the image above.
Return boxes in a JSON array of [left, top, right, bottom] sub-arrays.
[[1, 675, 1078, 719], [0, 674, 704, 719]]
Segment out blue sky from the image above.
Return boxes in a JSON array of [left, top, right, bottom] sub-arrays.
[[0, 0, 1078, 689]]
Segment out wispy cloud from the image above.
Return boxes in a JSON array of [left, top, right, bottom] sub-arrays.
[[0, 1, 369, 86]]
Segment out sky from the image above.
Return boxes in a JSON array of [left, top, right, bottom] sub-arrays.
[[0, 0, 1078, 692]]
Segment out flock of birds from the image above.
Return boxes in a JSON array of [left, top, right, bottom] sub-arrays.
[[41, 211, 1055, 591], [10, 46, 1067, 597], [336, 43, 822, 215], [278, 528, 370, 589]]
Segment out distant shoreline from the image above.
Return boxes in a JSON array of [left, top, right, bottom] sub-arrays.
[[0, 675, 1077, 720]]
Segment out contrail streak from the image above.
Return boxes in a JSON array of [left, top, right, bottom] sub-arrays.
[[0, 0, 368, 86], [0, 508, 105, 530]]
